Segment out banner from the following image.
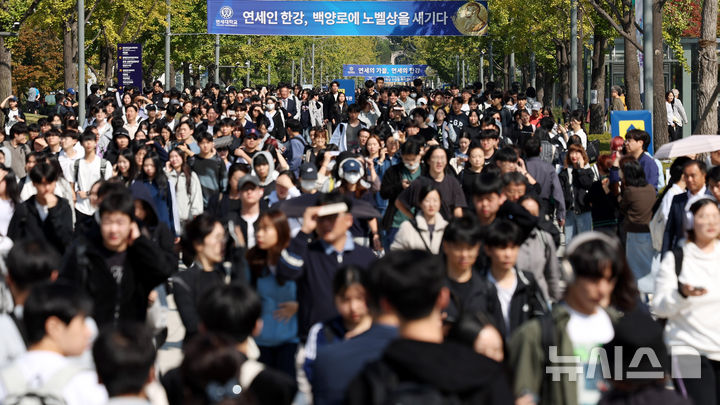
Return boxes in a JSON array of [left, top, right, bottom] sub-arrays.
[[117, 43, 143, 92], [611, 110, 654, 154], [207, 1, 489, 36], [344, 64, 427, 78], [365, 76, 417, 83], [336, 79, 356, 104]]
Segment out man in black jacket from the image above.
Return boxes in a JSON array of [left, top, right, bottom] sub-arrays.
[[323, 81, 341, 122], [7, 162, 73, 255], [60, 190, 173, 326], [346, 250, 513, 404]]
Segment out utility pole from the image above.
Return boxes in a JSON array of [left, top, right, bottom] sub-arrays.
[[510, 52, 515, 84], [78, 0, 86, 120], [530, 52, 536, 88], [267, 62, 271, 85], [455, 55, 459, 84], [643, 0, 654, 119], [489, 41, 494, 82], [246, 38, 250, 88], [165, 0, 171, 88], [214, 34, 220, 84], [300, 58, 304, 85], [291, 60, 295, 86], [480, 55, 484, 85], [320, 60, 324, 88], [311, 41, 316, 87], [570, 0, 578, 110], [461, 59, 466, 88]]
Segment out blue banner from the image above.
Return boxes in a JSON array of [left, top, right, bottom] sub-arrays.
[[336, 79, 356, 104], [117, 43, 143, 92], [611, 110, 654, 154], [207, 1, 489, 36], [344, 64, 427, 77]]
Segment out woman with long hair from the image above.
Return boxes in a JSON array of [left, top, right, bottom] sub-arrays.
[[331, 92, 348, 131], [559, 143, 596, 242], [430, 107, 457, 149], [166, 148, 203, 227], [174, 214, 247, 343], [140, 150, 176, 234], [653, 198, 720, 405], [666, 91, 681, 142], [390, 184, 448, 254], [0, 167, 20, 253], [246, 210, 298, 378], [617, 157, 657, 295]]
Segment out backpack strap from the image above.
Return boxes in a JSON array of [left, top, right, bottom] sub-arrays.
[[408, 219, 432, 252], [672, 246, 684, 293], [73, 158, 80, 184], [9, 312, 29, 348], [74, 158, 109, 185]]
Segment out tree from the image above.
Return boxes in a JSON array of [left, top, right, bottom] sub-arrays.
[[11, 24, 63, 95], [696, 0, 718, 134]]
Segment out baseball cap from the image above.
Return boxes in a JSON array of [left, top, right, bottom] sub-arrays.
[[113, 128, 131, 140], [67, 88, 76, 95], [341, 158, 362, 173], [146, 104, 157, 111], [417, 97, 428, 106], [238, 174, 260, 189], [300, 163, 318, 181], [9, 96, 17, 102], [531, 102, 542, 111], [244, 127, 260, 139]]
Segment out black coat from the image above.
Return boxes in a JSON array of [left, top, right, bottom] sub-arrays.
[[7, 196, 73, 255], [558, 166, 595, 214], [60, 234, 174, 326]]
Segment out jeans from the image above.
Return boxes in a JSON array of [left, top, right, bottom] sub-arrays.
[[564, 211, 592, 244], [625, 232, 656, 293], [675, 356, 720, 405], [384, 227, 399, 251]]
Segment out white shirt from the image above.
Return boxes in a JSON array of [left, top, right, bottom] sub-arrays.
[[0, 351, 108, 405], [58, 149, 85, 183], [0, 310, 26, 369], [487, 270, 518, 333], [568, 129, 588, 150], [0, 199, 14, 236], [74, 157, 113, 215], [34, 200, 49, 222], [242, 212, 260, 249]]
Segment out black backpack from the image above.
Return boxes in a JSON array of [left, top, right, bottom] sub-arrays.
[[363, 361, 462, 405]]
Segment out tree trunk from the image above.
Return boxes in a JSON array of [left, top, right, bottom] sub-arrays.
[[590, 33, 608, 134], [696, 0, 718, 134], [170, 64, 176, 89], [557, 42, 570, 110], [63, 18, 79, 92], [0, 37, 12, 120], [652, 0, 668, 147], [576, 7, 585, 106], [623, 37, 642, 110]]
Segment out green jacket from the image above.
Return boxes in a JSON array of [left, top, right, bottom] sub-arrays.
[[508, 303, 622, 405]]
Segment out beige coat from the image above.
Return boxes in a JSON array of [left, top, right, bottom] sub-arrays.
[[390, 212, 448, 254]]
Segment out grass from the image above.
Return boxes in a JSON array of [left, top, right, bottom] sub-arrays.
[[24, 113, 47, 125], [589, 132, 612, 153]]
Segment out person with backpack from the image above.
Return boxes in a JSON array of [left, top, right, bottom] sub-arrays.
[[652, 197, 720, 405], [284, 119, 307, 178], [7, 162, 73, 255], [73, 130, 113, 226], [346, 250, 514, 404], [60, 190, 173, 326], [0, 241, 61, 368], [509, 232, 628, 405], [0, 282, 107, 405]]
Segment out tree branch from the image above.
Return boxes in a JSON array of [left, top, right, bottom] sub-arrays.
[[587, 0, 644, 50]]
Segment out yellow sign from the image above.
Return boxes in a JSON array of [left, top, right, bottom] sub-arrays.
[[618, 120, 646, 139]]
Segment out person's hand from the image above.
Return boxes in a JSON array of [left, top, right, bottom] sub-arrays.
[[16, 117, 25, 123], [602, 177, 610, 194], [148, 290, 158, 306], [401, 179, 411, 189], [515, 394, 537, 405], [379, 147, 387, 161], [426, 139, 439, 146], [372, 234, 382, 251], [165, 161, 172, 171], [273, 301, 298, 323], [576, 156, 585, 168], [77, 190, 88, 199], [516, 158, 528, 174], [43, 192, 58, 209], [128, 222, 141, 245], [680, 283, 708, 297], [301, 206, 321, 234], [558, 219, 565, 229], [177, 143, 190, 153]]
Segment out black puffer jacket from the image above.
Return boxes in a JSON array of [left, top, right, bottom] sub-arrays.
[[558, 166, 595, 214]]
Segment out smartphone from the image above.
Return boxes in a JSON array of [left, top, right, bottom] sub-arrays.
[[317, 202, 348, 217]]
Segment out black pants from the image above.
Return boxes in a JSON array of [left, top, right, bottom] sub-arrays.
[[258, 342, 298, 379], [676, 355, 720, 405], [669, 124, 682, 142]]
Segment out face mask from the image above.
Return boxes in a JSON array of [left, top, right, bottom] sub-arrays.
[[327, 161, 336, 171], [404, 161, 419, 171], [163, 97, 170, 104], [344, 172, 362, 185], [52, 123, 62, 129], [300, 180, 317, 191], [266, 103, 275, 111], [410, 92, 417, 98], [495, 119, 502, 127]]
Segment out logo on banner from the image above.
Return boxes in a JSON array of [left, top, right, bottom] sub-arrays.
[[220, 6, 233, 18], [216, 5, 238, 27], [452, 1, 489, 36], [618, 120, 646, 139]]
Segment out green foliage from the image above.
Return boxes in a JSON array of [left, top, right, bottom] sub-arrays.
[[664, 0, 692, 70]]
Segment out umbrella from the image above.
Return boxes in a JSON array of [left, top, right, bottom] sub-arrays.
[[274, 193, 382, 219], [654, 135, 720, 159]]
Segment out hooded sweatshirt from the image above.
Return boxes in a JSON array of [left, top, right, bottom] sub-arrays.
[[252, 151, 278, 196]]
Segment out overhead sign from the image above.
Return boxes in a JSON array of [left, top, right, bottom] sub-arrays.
[[611, 110, 654, 154], [365, 76, 418, 83], [344, 64, 427, 77], [207, 1, 489, 36], [117, 43, 143, 92]]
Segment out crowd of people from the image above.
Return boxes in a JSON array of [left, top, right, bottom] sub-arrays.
[[0, 76, 718, 405]]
